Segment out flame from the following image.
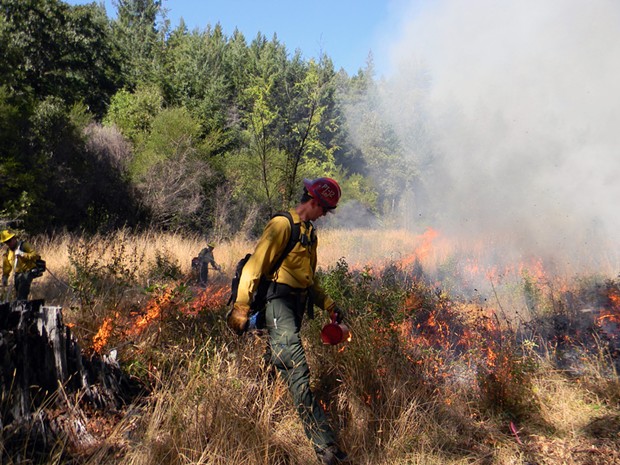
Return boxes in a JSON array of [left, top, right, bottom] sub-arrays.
[[399, 228, 440, 269], [90, 282, 231, 352], [598, 286, 620, 326], [610, 289, 620, 309], [414, 228, 439, 261], [126, 285, 175, 337], [187, 284, 228, 315], [92, 316, 115, 353]]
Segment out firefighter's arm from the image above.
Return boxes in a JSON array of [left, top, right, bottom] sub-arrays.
[[19, 242, 39, 261], [210, 258, 220, 270], [2, 253, 11, 281], [228, 217, 290, 333], [236, 216, 289, 306], [311, 282, 345, 322]]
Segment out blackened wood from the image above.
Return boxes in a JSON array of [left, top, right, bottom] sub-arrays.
[[0, 300, 143, 460]]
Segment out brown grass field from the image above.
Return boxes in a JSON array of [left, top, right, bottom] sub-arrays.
[[8, 228, 620, 465]]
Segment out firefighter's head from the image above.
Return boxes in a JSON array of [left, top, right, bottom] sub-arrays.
[[302, 178, 341, 214], [0, 230, 17, 249]]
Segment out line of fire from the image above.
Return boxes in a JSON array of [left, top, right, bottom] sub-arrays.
[[2, 226, 619, 462]]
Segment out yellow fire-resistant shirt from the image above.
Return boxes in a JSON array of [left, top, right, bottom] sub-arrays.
[[236, 209, 334, 312], [2, 241, 40, 279]]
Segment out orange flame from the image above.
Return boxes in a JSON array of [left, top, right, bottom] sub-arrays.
[[92, 316, 115, 353], [187, 285, 228, 315], [126, 286, 175, 337], [90, 282, 231, 353], [399, 228, 440, 269], [598, 286, 620, 325]]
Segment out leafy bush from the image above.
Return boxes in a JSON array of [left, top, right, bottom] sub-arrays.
[[67, 233, 142, 317], [147, 250, 183, 283]]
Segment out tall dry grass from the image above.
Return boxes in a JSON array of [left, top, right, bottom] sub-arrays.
[[11, 227, 620, 465]]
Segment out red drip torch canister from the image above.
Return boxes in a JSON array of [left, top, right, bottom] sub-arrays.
[[321, 316, 350, 345]]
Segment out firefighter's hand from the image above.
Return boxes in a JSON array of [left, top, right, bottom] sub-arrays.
[[14, 249, 24, 257], [330, 305, 345, 324], [227, 304, 250, 334]]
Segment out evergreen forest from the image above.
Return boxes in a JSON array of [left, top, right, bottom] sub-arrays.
[[1, 0, 421, 236]]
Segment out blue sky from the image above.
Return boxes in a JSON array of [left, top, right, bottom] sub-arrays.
[[65, 0, 411, 76]]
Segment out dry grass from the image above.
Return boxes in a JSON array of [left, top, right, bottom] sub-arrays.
[[11, 227, 620, 465]]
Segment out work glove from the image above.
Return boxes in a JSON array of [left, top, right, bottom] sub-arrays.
[[14, 249, 24, 257], [1, 275, 7, 287], [329, 305, 345, 324], [227, 303, 250, 335]]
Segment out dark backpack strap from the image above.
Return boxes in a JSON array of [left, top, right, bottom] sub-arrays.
[[268, 211, 301, 275], [228, 253, 252, 305], [228, 212, 300, 308]]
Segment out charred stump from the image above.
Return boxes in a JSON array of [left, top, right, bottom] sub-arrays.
[[0, 300, 143, 461]]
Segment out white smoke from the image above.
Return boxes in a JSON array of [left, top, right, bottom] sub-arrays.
[[382, 0, 620, 272]]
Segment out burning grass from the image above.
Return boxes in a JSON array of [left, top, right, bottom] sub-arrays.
[[9, 227, 620, 464]]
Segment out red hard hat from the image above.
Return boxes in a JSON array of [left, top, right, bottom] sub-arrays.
[[303, 177, 341, 209]]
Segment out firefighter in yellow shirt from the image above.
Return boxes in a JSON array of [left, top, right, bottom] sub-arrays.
[[227, 178, 349, 465], [1, 229, 43, 301]]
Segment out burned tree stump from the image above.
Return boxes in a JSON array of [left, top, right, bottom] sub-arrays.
[[0, 300, 143, 460]]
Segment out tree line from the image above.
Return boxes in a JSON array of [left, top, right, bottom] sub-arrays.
[[0, 0, 422, 237]]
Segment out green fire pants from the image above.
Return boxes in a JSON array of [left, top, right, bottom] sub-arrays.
[[14, 271, 34, 301], [265, 295, 336, 450]]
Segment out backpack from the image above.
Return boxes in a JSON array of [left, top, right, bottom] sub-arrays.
[[16, 241, 46, 279], [30, 259, 46, 279], [227, 211, 301, 332]]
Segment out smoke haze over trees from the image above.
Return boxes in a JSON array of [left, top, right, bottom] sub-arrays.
[[2, 0, 619, 276]]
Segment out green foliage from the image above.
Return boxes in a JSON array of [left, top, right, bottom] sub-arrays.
[[279, 57, 339, 202], [26, 96, 86, 229], [318, 257, 543, 425], [104, 85, 163, 147], [67, 234, 143, 315], [131, 106, 201, 178], [223, 145, 288, 210], [318, 258, 408, 325], [0, 85, 35, 222], [160, 23, 233, 150], [222, 42, 344, 215], [0, 90, 141, 232], [129, 106, 212, 229], [338, 59, 419, 217], [331, 169, 378, 212], [2, 0, 427, 233], [147, 250, 183, 282], [521, 268, 550, 318], [0, 192, 32, 225], [476, 339, 541, 421], [0, 0, 124, 116], [112, 0, 165, 87]]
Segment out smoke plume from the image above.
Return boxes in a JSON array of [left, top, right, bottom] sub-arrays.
[[382, 0, 620, 272]]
